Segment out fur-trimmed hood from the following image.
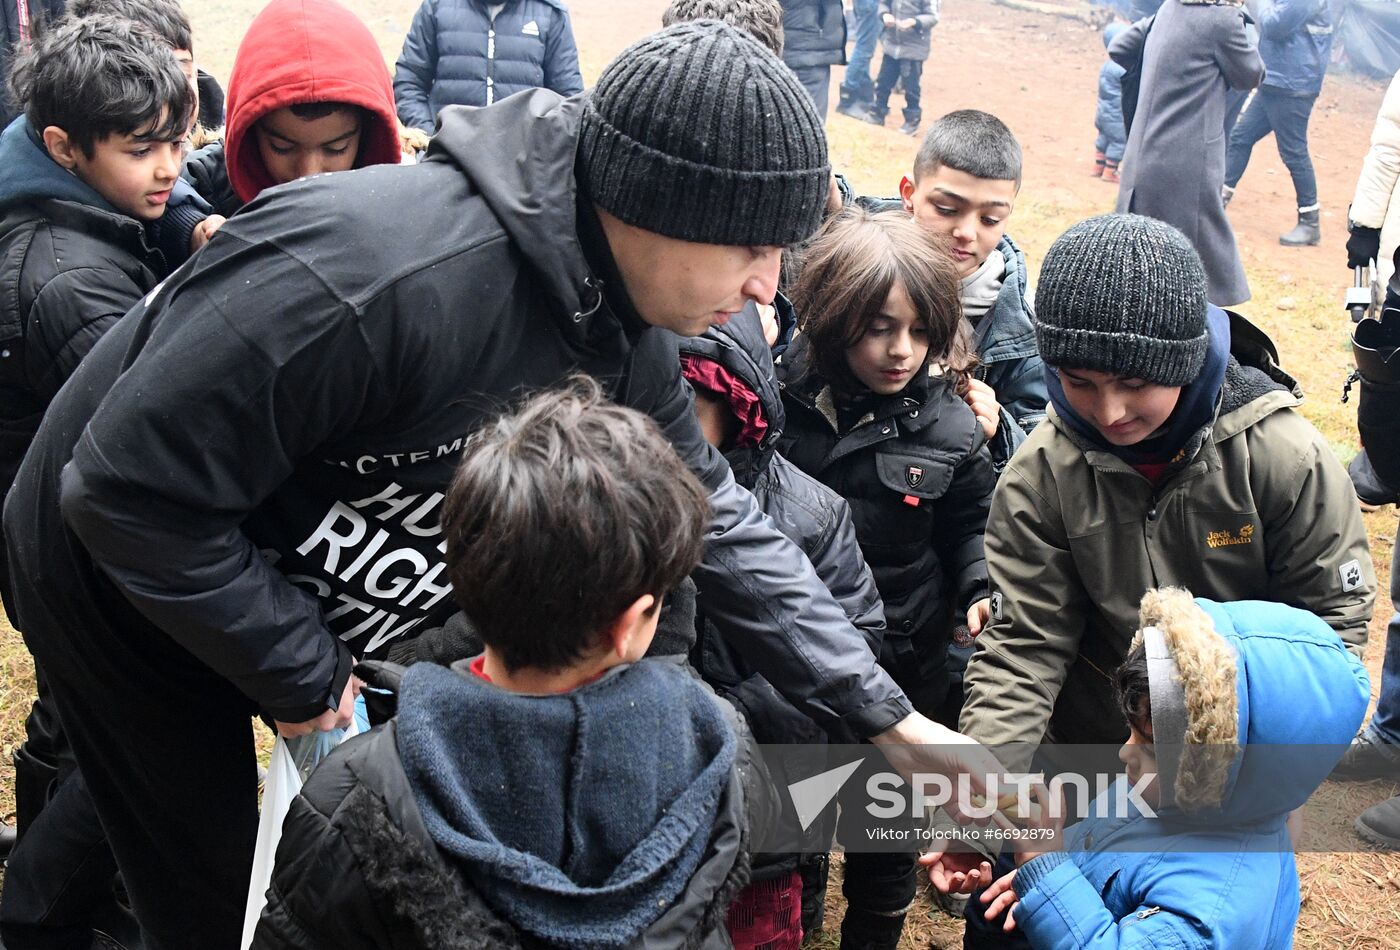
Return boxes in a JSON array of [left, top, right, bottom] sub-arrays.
[[1132, 590, 1369, 824]]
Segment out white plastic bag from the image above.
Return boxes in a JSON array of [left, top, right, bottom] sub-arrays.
[[240, 701, 365, 949]]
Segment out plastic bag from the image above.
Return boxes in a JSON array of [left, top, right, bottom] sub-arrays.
[[240, 697, 367, 949]]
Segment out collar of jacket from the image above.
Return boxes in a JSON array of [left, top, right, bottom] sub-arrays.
[[426, 91, 613, 353], [779, 336, 955, 464], [976, 234, 1039, 365]]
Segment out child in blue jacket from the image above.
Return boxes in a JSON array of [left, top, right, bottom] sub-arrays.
[[1094, 22, 1128, 183], [927, 588, 1369, 948]]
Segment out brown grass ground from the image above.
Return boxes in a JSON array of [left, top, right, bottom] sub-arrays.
[[3, 0, 1400, 944]]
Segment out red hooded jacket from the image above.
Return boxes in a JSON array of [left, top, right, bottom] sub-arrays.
[[224, 0, 401, 204]]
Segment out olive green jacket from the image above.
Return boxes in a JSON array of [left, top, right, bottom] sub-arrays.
[[961, 325, 1374, 748]]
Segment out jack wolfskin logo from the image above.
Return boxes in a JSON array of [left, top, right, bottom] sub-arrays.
[[1205, 523, 1254, 549], [522, 19, 540, 35], [989, 592, 1004, 621], [905, 465, 924, 488], [1339, 559, 1364, 592]]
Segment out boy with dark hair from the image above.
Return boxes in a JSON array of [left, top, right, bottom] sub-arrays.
[[67, 0, 224, 133], [0, 12, 194, 948], [662, 0, 785, 53], [252, 380, 769, 949], [68, 0, 226, 253], [879, 110, 1047, 475], [929, 588, 1369, 947]]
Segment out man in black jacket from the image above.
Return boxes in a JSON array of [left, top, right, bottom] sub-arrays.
[[0, 0, 65, 127], [5, 22, 997, 950]]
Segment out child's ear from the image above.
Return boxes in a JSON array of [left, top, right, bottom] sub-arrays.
[[607, 593, 658, 660], [899, 175, 916, 214], [42, 126, 79, 170]]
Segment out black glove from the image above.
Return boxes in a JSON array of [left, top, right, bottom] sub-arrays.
[[1348, 224, 1382, 268]]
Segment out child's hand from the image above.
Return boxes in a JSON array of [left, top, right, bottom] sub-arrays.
[[963, 378, 1001, 439], [966, 597, 991, 637], [919, 849, 993, 894], [190, 214, 227, 253], [1012, 779, 1065, 867], [882, 12, 896, 25], [899, 16, 918, 28], [980, 868, 1021, 931]]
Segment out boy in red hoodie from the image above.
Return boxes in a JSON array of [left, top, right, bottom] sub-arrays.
[[182, 0, 403, 217]]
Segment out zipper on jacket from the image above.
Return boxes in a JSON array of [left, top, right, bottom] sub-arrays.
[[486, 7, 499, 106]]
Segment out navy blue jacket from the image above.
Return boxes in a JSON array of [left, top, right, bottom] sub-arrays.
[[394, 0, 584, 132], [1257, 0, 1332, 96]]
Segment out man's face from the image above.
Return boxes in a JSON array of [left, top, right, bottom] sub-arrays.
[[900, 165, 1017, 278], [598, 208, 782, 337], [50, 124, 183, 221], [1057, 368, 1181, 446], [255, 106, 363, 186]]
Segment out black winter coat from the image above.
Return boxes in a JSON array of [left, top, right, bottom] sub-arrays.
[[0, 200, 166, 501], [393, 0, 584, 132], [251, 712, 758, 949], [4, 91, 909, 737], [780, 0, 847, 69], [181, 143, 241, 218], [776, 336, 995, 713], [0, 0, 65, 127]]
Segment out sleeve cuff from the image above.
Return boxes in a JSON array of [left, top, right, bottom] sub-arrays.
[[1013, 850, 1071, 897]]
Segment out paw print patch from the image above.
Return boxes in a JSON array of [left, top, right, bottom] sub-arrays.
[[1339, 559, 1364, 593]]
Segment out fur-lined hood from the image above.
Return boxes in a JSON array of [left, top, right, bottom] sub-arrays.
[[1133, 590, 1369, 823]]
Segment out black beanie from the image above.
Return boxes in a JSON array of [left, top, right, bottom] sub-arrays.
[[578, 20, 831, 248], [1034, 214, 1210, 386]]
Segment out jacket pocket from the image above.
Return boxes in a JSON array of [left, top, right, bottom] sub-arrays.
[[874, 449, 959, 500]]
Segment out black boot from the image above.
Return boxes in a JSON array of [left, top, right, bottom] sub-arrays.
[[1279, 208, 1321, 246]]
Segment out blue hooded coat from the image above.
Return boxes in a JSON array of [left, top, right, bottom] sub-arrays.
[[1013, 597, 1370, 949]]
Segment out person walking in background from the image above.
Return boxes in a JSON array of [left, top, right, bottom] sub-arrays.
[[0, 0, 66, 127], [1111, 0, 1262, 306], [836, 0, 880, 120], [1092, 21, 1127, 184], [865, 0, 937, 135], [780, 0, 845, 120], [393, 0, 583, 134], [1222, 0, 1333, 246], [1346, 69, 1400, 286]]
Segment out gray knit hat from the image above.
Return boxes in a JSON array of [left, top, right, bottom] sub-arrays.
[[577, 20, 831, 248], [1034, 214, 1210, 386]]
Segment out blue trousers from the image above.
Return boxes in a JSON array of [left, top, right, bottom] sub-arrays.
[[1366, 534, 1400, 746], [1225, 87, 1320, 210], [839, 0, 881, 106]]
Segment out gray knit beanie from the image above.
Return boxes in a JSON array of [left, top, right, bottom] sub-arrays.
[[577, 20, 831, 248], [1034, 214, 1210, 386]]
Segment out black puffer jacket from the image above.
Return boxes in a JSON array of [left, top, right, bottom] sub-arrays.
[[0, 119, 167, 505], [5, 91, 910, 737], [251, 694, 762, 950], [776, 335, 995, 714], [780, 0, 846, 69], [181, 142, 240, 217]]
